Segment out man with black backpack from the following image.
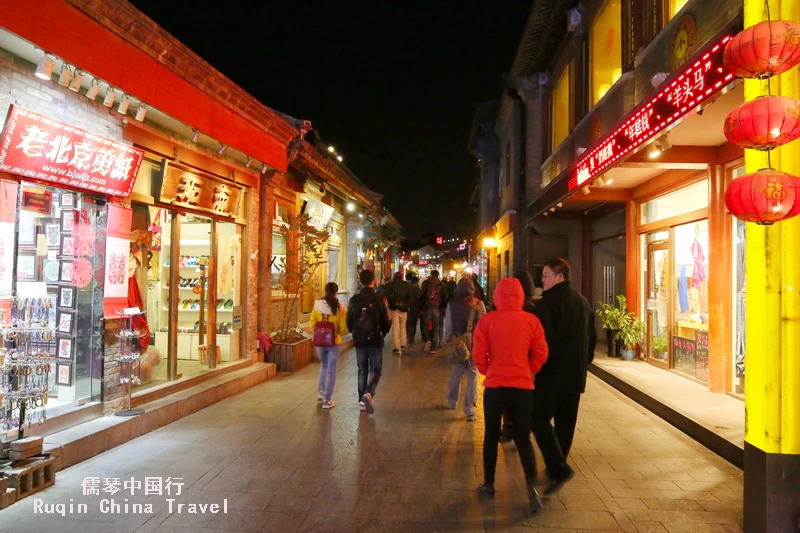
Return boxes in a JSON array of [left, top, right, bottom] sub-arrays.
[[419, 270, 448, 354], [387, 271, 411, 354], [346, 269, 392, 414]]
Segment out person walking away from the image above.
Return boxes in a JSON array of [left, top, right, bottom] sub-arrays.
[[472, 277, 549, 512], [445, 278, 486, 421], [406, 275, 421, 344], [309, 282, 348, 409], [346, 269, 392, 414], [532, 258, 597, 495], [471, 274, 487, 306], [420, 270, 447, 354], [446, 276, 457, 301], [496, 270, 537, 443], [387, 271, 411, 354]]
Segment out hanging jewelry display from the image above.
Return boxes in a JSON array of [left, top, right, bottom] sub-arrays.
[[0, 297, 57, 439], [112, 310, 147, 417]]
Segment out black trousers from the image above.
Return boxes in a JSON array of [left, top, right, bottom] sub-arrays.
[[483, 387, 537, 486], [530, 389, 581, 479], [356, 346, 382, 400], [406, 309, 419, 342]]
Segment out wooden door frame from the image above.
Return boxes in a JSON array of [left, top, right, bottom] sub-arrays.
[[645, 240, 670, 370]]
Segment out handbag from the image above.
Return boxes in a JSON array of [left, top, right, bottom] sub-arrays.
[[313, 315, 335, 347], [441, 304, 477, 365]]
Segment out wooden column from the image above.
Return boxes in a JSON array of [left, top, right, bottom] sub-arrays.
[[707, 164, 732, 393], [257, 171, 276, 337], [625, 201, 640, 316]]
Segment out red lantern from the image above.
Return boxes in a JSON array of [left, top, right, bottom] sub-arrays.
[[724, 96, 800, 151], [724, 20, 800, 79], [724, 169, 800, 225]]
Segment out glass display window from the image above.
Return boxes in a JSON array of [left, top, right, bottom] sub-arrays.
[[215, 220, 241, 363], [590, 0, 622, 106], [641, 179, 709, 224], [552, 63, 571, 150], [12, 182, 105, 418], [731, 166, 746, 395]]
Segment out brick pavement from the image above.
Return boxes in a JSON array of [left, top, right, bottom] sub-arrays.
[[0, 340, 744, 532]]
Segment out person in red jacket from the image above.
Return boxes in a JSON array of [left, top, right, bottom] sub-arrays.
[[472, 277, 549, 512]]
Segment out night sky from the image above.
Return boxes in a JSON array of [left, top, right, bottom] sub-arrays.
[[130, 1, 531, 240]]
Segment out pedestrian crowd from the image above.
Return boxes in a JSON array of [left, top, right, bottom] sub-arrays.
[[307, 257, 596, 513]]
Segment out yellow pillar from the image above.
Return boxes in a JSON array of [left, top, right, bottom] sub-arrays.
[[743, 1, 800, 530]]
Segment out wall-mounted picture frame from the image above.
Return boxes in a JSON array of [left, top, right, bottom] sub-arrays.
[[56, 310, 74, 335], [60, 260, 73, 282], [58, 286, 75, 309], [60, 210, 74, 233], [57, 336, 74, 360], [16, 253, 35, 280], [43, 259, 60, 283], [56, 362, 73, 386], [60, 193, 74, 208], [44, 219, 61, 248], [60, 235, 75, 257], [18, 210, 35, 246]]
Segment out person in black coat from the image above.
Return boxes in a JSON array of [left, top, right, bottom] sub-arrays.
[[531, 258, 597, 495]]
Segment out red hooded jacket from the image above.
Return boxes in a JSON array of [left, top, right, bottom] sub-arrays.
[[472, 278, 548, 390]]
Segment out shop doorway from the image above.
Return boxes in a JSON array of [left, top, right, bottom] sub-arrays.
[[646, 241, 670, 369]]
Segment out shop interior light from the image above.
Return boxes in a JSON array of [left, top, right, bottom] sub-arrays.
[[217, 143, 227, 156], [337, 155, 343, 162], [85, 79, 101, 100], [356, 229, 364, 239], [482, 237, 496, 248], [582, 185, 591, 195], [117, 94, 130, 114], [657, 135, 672, 152], [102, 87, 116, 108], [57, 64, 72, 87], [648, 143, 661, 159], [191, 129, 200, 143], [328, 146, 335, 153], [35, 54, 55, 80], [346, 202, 355, 212], [358, 213, 364, 218], [245, 156, 252, 168], [68, 70, 84, 92]]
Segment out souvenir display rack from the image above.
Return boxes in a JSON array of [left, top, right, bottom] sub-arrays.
[[0, 298, 57, 441], [111, 310, 147, 417]]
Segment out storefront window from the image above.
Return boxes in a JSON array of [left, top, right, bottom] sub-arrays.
[[641, 179, 709, 224], [272, 233, 287, 289], [216, 221, 242, 363], [15, 182, 104, 417], [672, 219, 709, 381], [552, 63, 571, 150], [668, 0, 689, 21], [731, 166, 746, 395], [590, 0, 622, 106]]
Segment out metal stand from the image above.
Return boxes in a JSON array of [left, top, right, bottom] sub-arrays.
[[112, 310, 146, 417]]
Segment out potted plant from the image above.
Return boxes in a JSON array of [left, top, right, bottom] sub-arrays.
[[269, 213, 328, 372], [596, 295, 627, 357], [617, 312, 646, 361], [652, 332, 668, 360]]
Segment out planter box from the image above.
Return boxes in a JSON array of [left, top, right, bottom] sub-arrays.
[[268, 338, 313, 372]]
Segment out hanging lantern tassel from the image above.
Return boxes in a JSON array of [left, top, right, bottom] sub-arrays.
[[723, 20, 800, 79], [724, 96, 800, 151], [725, 169, 800, 225]]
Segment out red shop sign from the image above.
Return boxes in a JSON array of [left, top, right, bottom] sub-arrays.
[[0, 105, 144, 197], [569, 35, 735, 190]]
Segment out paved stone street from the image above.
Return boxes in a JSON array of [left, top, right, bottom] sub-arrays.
[[0, 341, 744, 532]]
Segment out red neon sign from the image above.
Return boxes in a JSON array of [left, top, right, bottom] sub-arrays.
[[0, 106, 144, 197], [569, 35, 734, 190]]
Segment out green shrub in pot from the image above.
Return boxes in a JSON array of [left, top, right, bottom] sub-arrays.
[[617, 312, 646, 361]]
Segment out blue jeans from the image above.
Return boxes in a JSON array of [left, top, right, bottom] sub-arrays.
[[447, 358, 478, 416], [316, 345, 341, 402], [356, 346, 382, 400], [423, 307, 441, 347]]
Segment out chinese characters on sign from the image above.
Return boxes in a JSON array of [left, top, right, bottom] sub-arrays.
[[302, 197, 335, 230], [570, 35, 734, 190], [159, 162, 243, 218], [0, 106, 144, 197]]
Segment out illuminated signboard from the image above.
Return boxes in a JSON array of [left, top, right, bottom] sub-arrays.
[[569, 35, 734, 191], [436, 236, 443, 245]]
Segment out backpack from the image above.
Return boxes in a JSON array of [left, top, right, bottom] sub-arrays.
[[390, 282, 410, 312], [426, 281, 441, 308], [313, 314, 335, 347], [352, 294, 382, 345], [442, 303, 478, 365]]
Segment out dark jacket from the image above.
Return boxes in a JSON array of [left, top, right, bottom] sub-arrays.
[[419, 278, 448, 310], [346, 287, 392, 348], [472, 277, 487, 305], [445, 280, 457, 300], [387, 279, 411, 311], [532, 281, 597, 393], [445, 278, 486, 340], [408, 282, 421, 314]]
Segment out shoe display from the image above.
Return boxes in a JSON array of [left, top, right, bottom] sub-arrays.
[[225, 299, 234, 309]]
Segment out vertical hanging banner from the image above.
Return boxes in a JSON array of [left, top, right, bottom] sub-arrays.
[[104, 203, 132, 318], [0, 180, 18, 300]]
